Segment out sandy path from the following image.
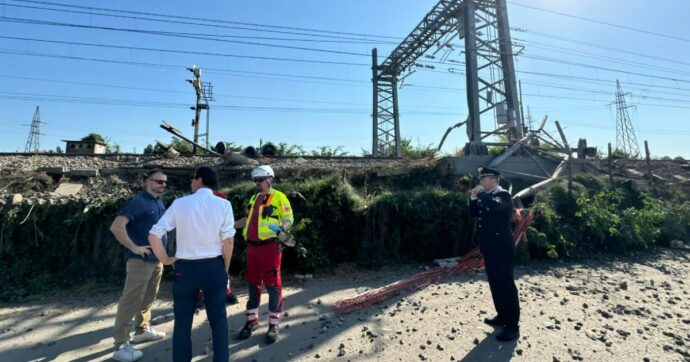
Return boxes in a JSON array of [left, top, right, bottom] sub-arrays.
[[1, 250, 688, 362]]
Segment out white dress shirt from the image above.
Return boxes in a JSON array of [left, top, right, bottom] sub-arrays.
[[149, 188, 235, 260]]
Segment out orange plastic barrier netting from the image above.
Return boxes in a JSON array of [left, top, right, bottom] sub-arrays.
[[333, 209, 533, 314]]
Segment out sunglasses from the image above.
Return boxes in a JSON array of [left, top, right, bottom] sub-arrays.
[[149, 179, 167, 185], [253, 177, 268, 183], [190, 176, 199, 181]]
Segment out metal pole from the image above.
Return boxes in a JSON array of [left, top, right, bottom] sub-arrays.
[[372, 48, 379, 156], [608, 142, 614, 185], [463, 0, 481, 145], [205, 108, 210, 148], [392, 76, 402, 157], [644, 140, 652, 186], [496, 0, 523, 141], [519, 80, 526, 134], [555, 121, 572, 197], [193, 86, 201, 154]]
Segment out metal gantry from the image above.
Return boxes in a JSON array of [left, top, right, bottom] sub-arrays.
[[372, 0, 523, 156], [24, 106, 42, 153], [614, 80, 640, 158]]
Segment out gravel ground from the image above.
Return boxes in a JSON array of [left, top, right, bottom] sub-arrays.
[[0, 249, 688, 362]]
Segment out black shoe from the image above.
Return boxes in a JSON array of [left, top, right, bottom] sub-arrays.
[[226, 292, 239, 305], [237, 322, 257, 340], [495, 326, 520, 342], [266, 326, 279, 344], [483, 316, 505, 327]]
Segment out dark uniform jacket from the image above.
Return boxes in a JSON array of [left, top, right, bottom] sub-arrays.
[[469, 186, 514, 254]]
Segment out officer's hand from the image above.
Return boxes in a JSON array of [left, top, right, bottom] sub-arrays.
[[131, 245, 152, 257], [268, 224, 281, 234], [162, 257, 177, 266], [471, 185, 484, 198], [277, 231, 288, 242]]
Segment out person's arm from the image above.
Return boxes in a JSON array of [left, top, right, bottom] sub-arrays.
[[220, 202, 237, 272], [148, 202, 178, 265], [149, 234, 176, 265], [234, 217, 246, 229], [222, 237, 234, 272], [110, 216, 151, 257], [477, 191, 512, 212], [279, 195, 294, 231], [468, 185, 484, 216]]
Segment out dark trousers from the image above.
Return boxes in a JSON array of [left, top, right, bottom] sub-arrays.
[[482, 247, 520, 329], [173, 257, 228, 362], [247, 283, 283, 311]]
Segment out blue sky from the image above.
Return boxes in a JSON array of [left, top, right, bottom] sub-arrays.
[[1, 0, 689, 158]]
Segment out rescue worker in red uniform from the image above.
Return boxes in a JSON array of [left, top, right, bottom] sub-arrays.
[[234, 165, 294, 343]]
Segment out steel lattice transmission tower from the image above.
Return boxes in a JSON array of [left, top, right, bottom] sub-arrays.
[[614, 80, 640, 158], [24, 106, 42, 153], [372, 0, 523, 157]]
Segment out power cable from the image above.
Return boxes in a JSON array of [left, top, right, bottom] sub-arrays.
[[509, 1, 690, 44]]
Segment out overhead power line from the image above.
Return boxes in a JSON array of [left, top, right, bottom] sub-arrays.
[[509, 1, 690, 44], [0, 35, 371, 66], [4, 47, 690, 108], [514, 29, 690, 68], [0, 16, 376, 56], [4, 0, 399, 42]]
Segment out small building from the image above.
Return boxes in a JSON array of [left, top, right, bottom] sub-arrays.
[[62, 140, 107, 154]]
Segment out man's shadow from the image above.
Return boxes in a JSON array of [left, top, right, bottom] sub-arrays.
[[460, 330, 518, 362]]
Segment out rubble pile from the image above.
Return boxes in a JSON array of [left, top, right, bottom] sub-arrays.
[[0, 154, 409, 205]]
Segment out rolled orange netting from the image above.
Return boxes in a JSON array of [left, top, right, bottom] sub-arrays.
[[333, 208, 533, 314]]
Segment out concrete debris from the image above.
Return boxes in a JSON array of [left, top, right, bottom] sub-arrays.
[[69, 168, 99, 177], [626, 169, 645, 177], [10, 193, 22, 205], [53, 183, 83, 197]]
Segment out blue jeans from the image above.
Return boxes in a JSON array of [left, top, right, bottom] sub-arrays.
[[173, 257, 228, 362]]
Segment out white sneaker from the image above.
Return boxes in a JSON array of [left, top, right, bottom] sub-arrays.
[[112, 342, 143, 362], [131, 326, 166, 343]]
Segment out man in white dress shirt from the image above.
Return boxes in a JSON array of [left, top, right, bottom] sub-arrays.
[[149, 166, 235, 362]]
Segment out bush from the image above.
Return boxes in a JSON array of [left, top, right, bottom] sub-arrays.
[[359, 188, 470, 266]]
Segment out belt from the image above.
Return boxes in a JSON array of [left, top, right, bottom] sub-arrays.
[[176, 256, 222, 264], [247, 238, 277, 246]]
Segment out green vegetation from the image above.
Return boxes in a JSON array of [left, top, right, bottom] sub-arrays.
[[1, 170, 687, 301], [523, 176, 689, 261]]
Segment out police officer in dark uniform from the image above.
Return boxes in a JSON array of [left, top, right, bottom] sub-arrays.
[[469, 166, 520, 341]]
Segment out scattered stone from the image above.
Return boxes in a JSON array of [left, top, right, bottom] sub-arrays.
[[10, 193, 22, 205]]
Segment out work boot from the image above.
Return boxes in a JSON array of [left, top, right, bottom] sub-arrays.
[[226, 290, 239, 305], [483, 316, 505, 327], [266, 325, 279, 344], [495, 326, 520, 342], [237, 321, 257, 340]]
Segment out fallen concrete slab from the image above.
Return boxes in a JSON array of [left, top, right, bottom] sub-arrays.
[[53, 183, 83, 197]]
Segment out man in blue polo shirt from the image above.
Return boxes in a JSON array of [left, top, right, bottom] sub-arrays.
[[110, 169, 169, 362]]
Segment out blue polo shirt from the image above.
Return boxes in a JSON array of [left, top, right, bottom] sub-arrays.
[[119, 191, 167, 263]]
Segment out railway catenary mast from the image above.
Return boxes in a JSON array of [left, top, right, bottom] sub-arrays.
[[372, 0, 523, 157]]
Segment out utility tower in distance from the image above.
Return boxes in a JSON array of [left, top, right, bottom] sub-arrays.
[[614, 80, 640, 158], [187, 65, 214, 154], [24, 106, 43, 153]]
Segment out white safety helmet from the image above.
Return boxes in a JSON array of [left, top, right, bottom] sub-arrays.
[[251, 165, 275, 179]]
